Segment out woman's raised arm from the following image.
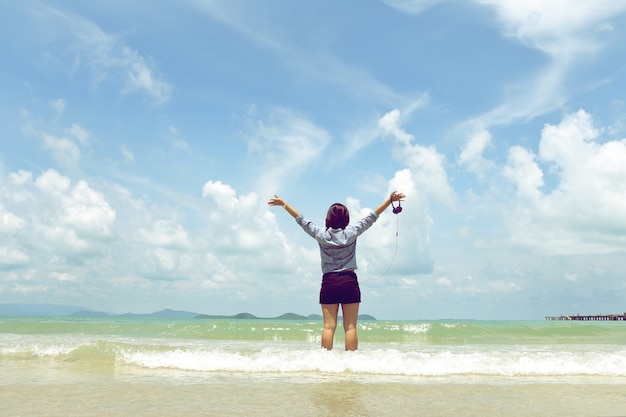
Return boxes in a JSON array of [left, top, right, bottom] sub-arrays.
[[268, 195, 300, 218]]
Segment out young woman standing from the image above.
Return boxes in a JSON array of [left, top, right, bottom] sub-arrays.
[[268, 191, 405, 350]]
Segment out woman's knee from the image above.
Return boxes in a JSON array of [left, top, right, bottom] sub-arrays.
[[343, 322, 357, 333], [324, 320, 337, 331], [321, 304, 339, 331], [341, 303, 359, 328]]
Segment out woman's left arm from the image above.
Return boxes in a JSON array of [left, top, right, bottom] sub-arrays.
[[374, 191, 405, 215]]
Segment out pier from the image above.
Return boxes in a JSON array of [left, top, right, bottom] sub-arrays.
[[545, 313, 626, 321]]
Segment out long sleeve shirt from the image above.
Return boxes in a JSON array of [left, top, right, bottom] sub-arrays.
[[295, 211, 379, 274]]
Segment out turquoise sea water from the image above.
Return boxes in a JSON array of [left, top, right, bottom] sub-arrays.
[[2, 316, 626, 416]]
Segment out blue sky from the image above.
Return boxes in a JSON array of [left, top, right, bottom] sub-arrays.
[[1, 1, 626, 319]]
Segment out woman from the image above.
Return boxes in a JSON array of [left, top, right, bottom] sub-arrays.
[[268, 191, 405, 350]]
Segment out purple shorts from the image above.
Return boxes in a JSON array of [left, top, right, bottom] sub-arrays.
[[319, 271, 361, 304]]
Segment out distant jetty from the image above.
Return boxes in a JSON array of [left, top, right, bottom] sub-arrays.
[[545, 313, 626, 321]]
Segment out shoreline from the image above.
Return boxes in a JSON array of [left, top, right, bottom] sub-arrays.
[[3, 366, 626, 417]]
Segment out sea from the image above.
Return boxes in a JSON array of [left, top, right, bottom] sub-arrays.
[[2, 316, 626, 417]]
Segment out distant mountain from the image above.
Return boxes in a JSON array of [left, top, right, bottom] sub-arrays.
[[276, 312, 308, 320], [195, 312, 317, 320], [0, 304, 199, 318], [195, 312, 377, 321], [117, 309, 199, 319], [71, 310, 110, 318], [0, 304, 376, 320], [0, 303, 97, 316]]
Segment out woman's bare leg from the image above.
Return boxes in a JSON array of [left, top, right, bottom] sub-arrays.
[[321, 304, 339, 350], [342, 302, 360, 351]]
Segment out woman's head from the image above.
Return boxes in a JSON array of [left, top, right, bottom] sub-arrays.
[[325, 203, 350, 229]]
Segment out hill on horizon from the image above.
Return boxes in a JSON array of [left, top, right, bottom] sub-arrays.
[[0, 303, 377, 320]]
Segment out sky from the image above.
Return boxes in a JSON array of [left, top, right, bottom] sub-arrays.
[[1, 1, 626, 320]]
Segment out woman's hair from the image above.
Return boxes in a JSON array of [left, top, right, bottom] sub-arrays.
[[325, 203, 350, 229]]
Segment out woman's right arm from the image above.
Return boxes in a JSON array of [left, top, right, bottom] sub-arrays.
[[268, 195, 324, 241], [267, 195, 300, 218]]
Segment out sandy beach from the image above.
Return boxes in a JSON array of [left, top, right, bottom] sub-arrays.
[[3, 361, 626, 417]]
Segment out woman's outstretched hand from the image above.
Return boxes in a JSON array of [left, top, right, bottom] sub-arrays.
[[267, 195, 285, 207], [268, 195, 300, 218], [390, 191, 406, 202], [374, 191, 406, 215]]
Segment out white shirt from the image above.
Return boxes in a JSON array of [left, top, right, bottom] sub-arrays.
[[295, 211, 379, 274]]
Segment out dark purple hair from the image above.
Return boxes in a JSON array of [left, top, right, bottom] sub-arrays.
[[325, 203, 349, 229]]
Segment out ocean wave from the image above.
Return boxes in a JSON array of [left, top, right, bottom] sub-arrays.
[[3, 318, 626, 345], [3, 337, 626, 378], [3, 318, 626, 380]]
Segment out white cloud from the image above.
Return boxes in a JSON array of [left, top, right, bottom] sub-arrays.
[[539, 109, 599, 172], [202, 182, 265, 251], [379, 109, 412, 146], [477, 0, 626, 56], [32, 4, 173, 105], [49, 98, 66, 119], [37, 123, 92, 171], [380, 108, 455, 205], [69, 124, 91, 147], [9, 170, 32, 186], [436, 276, 453, 287], [487, 280, 521, 292], [42, 133, 81, 169], [121, 145, 135, 163], [346, 167, 434, 278], [403, 145, 447, 196], [12, 284, 49, 294], [29, 170, 116, 252], [458, 128, 494, 179], [504, 109, 626, 254], [121, 47, 173, 105], [503, 145, 544, 201], [470, 1, 626, 130], [244, 108, 331, 197], [190, 1, 404, 106], [0, 247, 29, 266], [35, 169, 71, 195], [139, 220, 192, 250], [201, 180, 303, 282], [50, 272, 78, 283], [64, 180, 116, 239], [0, 204, 24, 234], [202, 180, 238, 209], [167, 126, 191, 152], [329, 95, 431, 169]]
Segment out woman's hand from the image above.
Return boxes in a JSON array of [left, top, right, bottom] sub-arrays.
[[374, 191, 406, 215], [268, 195, 300, 218], [267, 195, 286, 207], [390, 191, 406, 202]]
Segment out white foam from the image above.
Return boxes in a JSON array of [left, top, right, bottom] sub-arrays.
[[116, 343, 626, 378], [401, 323, 431, 334], [4, 333, 626, 379]]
